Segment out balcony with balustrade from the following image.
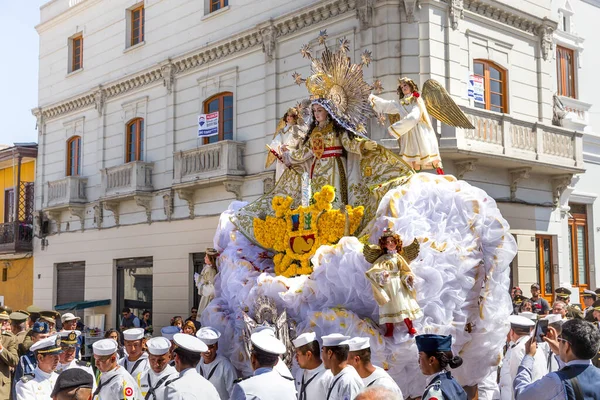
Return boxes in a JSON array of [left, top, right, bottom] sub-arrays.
[[45, 176, 88, 209], [172, 141, 246, 213]]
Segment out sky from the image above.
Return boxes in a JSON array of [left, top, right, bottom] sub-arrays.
[[0, 1, 47, 146]]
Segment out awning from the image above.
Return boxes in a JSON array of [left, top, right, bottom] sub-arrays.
[[54, 299, 111, 311]]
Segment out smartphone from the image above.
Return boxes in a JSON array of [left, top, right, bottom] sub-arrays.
[[534, 319, 549, 343]]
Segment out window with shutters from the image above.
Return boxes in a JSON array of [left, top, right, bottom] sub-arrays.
[[568, 203, 589, 301], [203, 92, 233, 144], [535, 235, 554, 303], [556, 46, 576, 98], [56, 262, 86, 318], [116, 257, 153, 328], [473, 60, 508, 113]]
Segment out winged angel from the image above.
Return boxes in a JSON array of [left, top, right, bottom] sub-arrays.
[[369, 78, 474, 174]]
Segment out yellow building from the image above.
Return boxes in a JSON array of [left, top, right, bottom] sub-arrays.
[[0, 144, 37, 310]]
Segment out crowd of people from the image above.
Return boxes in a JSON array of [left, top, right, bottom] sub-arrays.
[[1, 283, 599, 400]]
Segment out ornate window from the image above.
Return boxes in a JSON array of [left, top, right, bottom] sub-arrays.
[[568, 203, 589, 300], [126, 118, 144, 162], [203, 92, 233, 144], [535, 235, 554, 303], [210, 0, 228, 12], [556, 46, 576, 98], [66, 136, 82, 176], [71, 35, 83, 72], [131, 5, 145, 46], [473, 60, 508, 113]]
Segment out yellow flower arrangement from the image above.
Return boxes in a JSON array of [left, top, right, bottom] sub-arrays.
[[252, 185, 364, 277]]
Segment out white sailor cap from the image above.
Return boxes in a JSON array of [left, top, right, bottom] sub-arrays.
[[542, 314, 563, 324], [146, 337, 172, 356], [519, 312, 538, 321], [93, 339, 118, 356], [196, 327, 221, 345], [123, 328, 145, 341], [508, 315, 535, 329], [250, 331, 286, 355], [173, 333, 207, 353], [321, 333, 351, 347], [292, 332, 316, 348], [161, 326, 180, 341], [341, 337, 370, 352]]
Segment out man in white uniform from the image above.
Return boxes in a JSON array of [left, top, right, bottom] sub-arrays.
[[92, 338, 141, 400], [344, 337, 402, 395], [55, 331, 96, 392], [118, 328, 149, 383], [499, 315, 547, 400], [139, 337, 178, 399], [196, 327, 237, 399], [252, 325, 293, 379], [164, 333, 220, 399], [321, 333, 364, 400], [292, 332, 331, 400], [15, 335, 61, 399], [230, 329, 296, 399]]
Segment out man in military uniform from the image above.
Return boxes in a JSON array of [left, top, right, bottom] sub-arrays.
[[344, 337, 402, 395], [512, 294, 527, 315], [292, 332, 331, 400], [92, 338, 141, 400], [0, 310, 18, 400], [582, 289, 597, 322], [13, 322, 50, 398], [15, 335, 62, 399], [55, 331, 96, 392], [163, 333, 219, 399], [139, 337, 178, 399], [231, 330, 296, 400], [19, 306, 42, 356], [196, 327, 237, 399], [118, 328, 149, 382], [554, 287, 584, 319], [10, 312, 29, 346]]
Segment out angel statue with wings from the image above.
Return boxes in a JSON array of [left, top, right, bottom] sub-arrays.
[[265, 106, 308, 181], [364, 228, 423, 337], [369, 77, 474, 174]]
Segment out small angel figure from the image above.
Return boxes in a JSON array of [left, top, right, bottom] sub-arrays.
[[364, 229, 423, 337], [265, 106, 307, 181], [369, 77, 474, 174], [195, 247, 219, 320]]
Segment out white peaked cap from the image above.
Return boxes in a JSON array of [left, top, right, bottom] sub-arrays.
[[543, 314, 564, 324], [146, 337, 172, 355], [341, 337, 370, 351], [123, 328, 145, 341], [292, 332, 316, 348], [519, 312, 538, 321], [321, 333, 351, 347], [508, 315, 535, 328], [196, 327, 221, 345], [161, 326, 180, 341], [93, 339, 118, 356], [250, 331, 286, 355], [173, 333, 208, 353]]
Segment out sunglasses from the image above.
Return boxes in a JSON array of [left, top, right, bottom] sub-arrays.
[[557, 336, 570, 345]]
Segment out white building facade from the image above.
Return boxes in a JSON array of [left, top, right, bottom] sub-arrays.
[[33, 0, 599, 330]]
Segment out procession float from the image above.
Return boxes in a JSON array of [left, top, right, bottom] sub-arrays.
[[198, 31, 516, 398]]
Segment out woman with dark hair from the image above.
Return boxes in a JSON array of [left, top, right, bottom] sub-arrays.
[[416, 334, 467, 400], [104, 328, 126, 360]]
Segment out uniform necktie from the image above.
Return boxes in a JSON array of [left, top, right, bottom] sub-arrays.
[[144, 374, 171, 400], [93, 375, 118, 398]]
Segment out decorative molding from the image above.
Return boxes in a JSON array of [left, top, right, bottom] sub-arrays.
[[539, 19, 554, 61], [263, 177, 275, 194], [93, 85, 105, 116], [224, 181, 243, 201], [509, 168, 531, 201], [160, 189, 174, 221], [160, 60, 175, 94], [551, 174, 574, 208], [402, 0, 419, 23], [68, 206, 86, 231], [32, 108, 44, 136], [258, 21, 277, 63], [177, 189, 196, 220], [45, 210, 62, 234], [103, 201, 120, 226], [449, 0, 464, 30], [134, 194, 153, 224], [356, 0, 375, 30], [454, 159, 477, 180], [93, 203, 103, 228], [35, 0, 360, 121]]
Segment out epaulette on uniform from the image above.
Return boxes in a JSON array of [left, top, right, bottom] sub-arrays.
[[75, 360, 91, 367], [20, 374, 35, 383], [234, 376, 251, 384]]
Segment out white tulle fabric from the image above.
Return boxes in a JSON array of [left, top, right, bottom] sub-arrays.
[[201, 173, 516, 398]]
